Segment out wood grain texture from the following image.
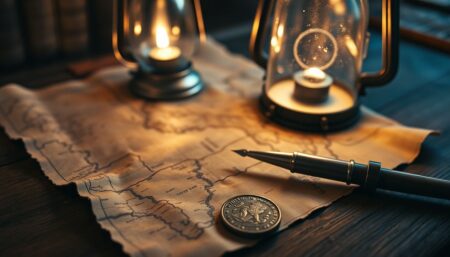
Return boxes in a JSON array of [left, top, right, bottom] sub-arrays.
[[0, 159, 128, 257], [227, 48, 450, 256], [0, 128, 28, 167], [229, 143, 450, 257], [0, 31, 450, 257], [0, 62, 72, 89]]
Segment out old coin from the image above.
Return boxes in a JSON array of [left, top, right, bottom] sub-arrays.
[[220, 195, 281, 237]]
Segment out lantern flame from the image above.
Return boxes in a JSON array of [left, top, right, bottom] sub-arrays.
[[134, 22, 142, 36], [304, 67, 326, 82], [156, 25, 170, 49]]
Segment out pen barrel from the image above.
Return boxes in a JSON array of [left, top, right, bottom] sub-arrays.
[[293, 153, 450, 200], [378, 168, 450, 200], [293, 152, 349, 182]]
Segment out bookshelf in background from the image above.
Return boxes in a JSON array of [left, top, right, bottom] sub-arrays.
[[56, 0, 89, 56], [0, 0, 26, 69], [20, 0, 59, 60]]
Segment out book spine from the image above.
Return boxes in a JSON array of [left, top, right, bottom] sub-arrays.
[[88, 0, 113, 53], [55, 0, 89, 56], [0, 0, 26, 69], [21, 0, 59, 60]]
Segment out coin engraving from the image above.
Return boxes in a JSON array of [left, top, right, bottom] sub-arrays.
[[221, 195, 281, 237]]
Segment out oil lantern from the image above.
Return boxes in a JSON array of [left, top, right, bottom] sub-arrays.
[[250, 0, 399, 131], [113, 0, 206, 100]]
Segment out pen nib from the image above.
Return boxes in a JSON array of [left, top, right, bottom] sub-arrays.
[[232, 149, 248, 157], [231, 149, 293, 170]]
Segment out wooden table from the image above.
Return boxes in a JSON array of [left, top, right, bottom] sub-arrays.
[[1, 30, 450, 257]]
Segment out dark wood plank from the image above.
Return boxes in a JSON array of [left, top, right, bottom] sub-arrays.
[[370, 71, 450, 159], [0, 29, 450, 257], [229, 141, 450, 257], [229, 43, 450, 257], [0, 159, 127, 257], [361, 33, 450, 110], [0, 128, 29, 167], [0, 62, 72, 89]]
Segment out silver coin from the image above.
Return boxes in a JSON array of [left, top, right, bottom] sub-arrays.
[[220, 195, 281, 237]]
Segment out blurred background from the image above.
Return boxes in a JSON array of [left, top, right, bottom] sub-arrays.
[[0, 0, 448, 77], [0, 0, 258, 72]]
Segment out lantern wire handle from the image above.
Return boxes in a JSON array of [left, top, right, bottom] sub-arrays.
[[360, 0, 399, 88], [112, 0, 138, 69], [193, 0, 206, 43], [249, 0, 274, 68]]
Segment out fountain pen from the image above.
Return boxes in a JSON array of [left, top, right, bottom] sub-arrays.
[[233, 149, 450, 200]]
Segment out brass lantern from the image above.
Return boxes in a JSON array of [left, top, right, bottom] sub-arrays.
[[250, 0, 399, 131], [113, 0, 206, 100]]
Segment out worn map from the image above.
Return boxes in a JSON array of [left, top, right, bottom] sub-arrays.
[[0, 40, 432, 257]]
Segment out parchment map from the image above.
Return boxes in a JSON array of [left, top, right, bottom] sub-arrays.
[[0, 40, 432, 257]]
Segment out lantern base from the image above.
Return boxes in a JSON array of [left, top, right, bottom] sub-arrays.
[[130, 65, 203, 101], [260, 90, 360, 132]]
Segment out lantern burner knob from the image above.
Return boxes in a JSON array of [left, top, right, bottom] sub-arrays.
[[293, 68, 333, 103]]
